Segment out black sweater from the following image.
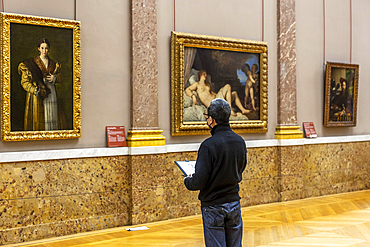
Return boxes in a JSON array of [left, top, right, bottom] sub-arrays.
[[184, 123, 247, 207]]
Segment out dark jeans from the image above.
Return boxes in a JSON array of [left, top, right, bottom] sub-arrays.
[[201, 201, 242, 247]]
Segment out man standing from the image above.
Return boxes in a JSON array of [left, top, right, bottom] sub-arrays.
[[184, 98, 247, 247]]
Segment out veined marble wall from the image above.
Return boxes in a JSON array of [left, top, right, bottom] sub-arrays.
[[1, 141, 370, 245]]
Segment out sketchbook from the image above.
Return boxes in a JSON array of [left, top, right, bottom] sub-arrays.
[[174, 160, 196, 176]]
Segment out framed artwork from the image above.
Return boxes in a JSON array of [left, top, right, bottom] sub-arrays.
[[324, 62, 359, 127], [171, 32, 268, 136], [0, 13, 81, 141]]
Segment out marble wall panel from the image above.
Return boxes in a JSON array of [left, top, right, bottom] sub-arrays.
[[0, 155, 132, 245], [0, 213, 129, 245], [167, 202, 201, 219], [0, 156, 130, 200], [246, 147, 279, 178], [130, 152, 200, 223], [281, 189, 306, 202], [130, 153, 168, 224], [2, 141, 370, 245], [164, 152, 200, 219], [280, 145, 304, 175], [240, 189, 279, 207], [131, 154, 167, 190], [165, 185, 199, 209], [0, 191, 130, 231]]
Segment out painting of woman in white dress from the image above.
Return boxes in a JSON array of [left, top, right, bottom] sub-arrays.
[[1, 14, 80, 141], [9, 22, 74, 133], [18, 38, 66, 131]]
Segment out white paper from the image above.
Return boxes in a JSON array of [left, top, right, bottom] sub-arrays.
[[175, 161, 196, 176], [125, 226, 149, 231]]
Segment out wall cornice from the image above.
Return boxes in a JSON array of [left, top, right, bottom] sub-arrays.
[[0, 135, 369, 163]]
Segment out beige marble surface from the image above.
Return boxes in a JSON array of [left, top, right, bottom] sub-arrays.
[[131, 0, 159, 128], [277, 0, 298, 125]]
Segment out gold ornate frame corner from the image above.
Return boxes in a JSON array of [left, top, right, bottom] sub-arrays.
[[324, 62, 359, 127], [171, 31, 268, 136], [0, 12, 81, 141]]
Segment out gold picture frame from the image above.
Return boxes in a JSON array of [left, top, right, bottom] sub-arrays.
[[324, 62, 359, 127], [171, 32, 268, 136], [0, 13, 81, 141]]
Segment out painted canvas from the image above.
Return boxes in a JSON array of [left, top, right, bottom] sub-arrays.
[[0, 13, 81, 141], [171, 32, 268, 136]]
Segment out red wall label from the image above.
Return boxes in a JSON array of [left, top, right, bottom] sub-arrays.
[[302, 122, 317, 138], [106, 126, 127, 147]]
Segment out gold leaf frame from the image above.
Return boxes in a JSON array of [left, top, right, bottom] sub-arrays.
[[0, 13, 81, 141], [324, 62, 359, 127], [171, 32, 268, 136]]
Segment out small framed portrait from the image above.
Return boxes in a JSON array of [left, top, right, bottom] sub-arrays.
[[0, 13, 81, 141], [171, 32, 268, 136], [324, 62, 359, 127]]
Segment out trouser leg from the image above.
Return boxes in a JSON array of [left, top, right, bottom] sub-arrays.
[[202, 206, 227, 247], [225, 201, 243, 247]]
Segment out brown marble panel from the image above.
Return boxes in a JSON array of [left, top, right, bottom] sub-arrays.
[[277, 0, 298, 125], [0, 156, 130, 200], [303, 144, 330, 173], [165, 185, 198, 208], [131, 0, 159, 128], [280, 146, 304, 175], [281, 189, 306, 202], [240, 191, 279, 207], [132, 207, 168, 225], [281, 174, 304, 191], [49, 191, 131, 222], [246, 147, 279, 179], [131, 154, 167, 190], [240, 177, 279, 208], [0, 191, 130, 230], [0, 213, 129, 245], [2, 141, 370, 245], [353, 142, 370, 167], [0, 197, 50, 230], [240, 177, 279, 195], [167, 203, 201, 219], [131, 186, 168, 224]]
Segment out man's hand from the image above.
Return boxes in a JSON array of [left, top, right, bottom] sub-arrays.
[[183, 174, 192, 181]]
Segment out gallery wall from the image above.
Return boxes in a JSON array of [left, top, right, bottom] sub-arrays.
[[0, 0, 131, 151], [296, 0, 370, 137], [0, 0, 369, 152]]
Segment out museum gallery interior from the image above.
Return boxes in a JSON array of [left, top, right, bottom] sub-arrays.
[[0, 0, 370, 246]]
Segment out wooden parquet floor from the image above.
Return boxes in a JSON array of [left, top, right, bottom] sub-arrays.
[[7, 190, 370, 247]]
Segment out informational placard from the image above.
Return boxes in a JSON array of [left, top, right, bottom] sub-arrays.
[[303, 122, 317, 138], [106, 126, 127, 147]]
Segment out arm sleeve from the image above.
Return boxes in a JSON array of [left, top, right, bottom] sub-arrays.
[[184, 143, 213, 191], [53, 62, 63, 83], [241, 149, 247, 174], [18, 62, 38, 95]]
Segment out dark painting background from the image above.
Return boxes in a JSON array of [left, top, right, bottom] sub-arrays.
[[190, 48, 260, 120], [10, 23, 73, 131]]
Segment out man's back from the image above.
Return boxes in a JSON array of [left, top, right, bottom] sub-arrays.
[[184, 98, 246, 247], [184, 123, 247, 207]]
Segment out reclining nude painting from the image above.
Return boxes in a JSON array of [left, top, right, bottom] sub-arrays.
[[183, 47, 260, 122]]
